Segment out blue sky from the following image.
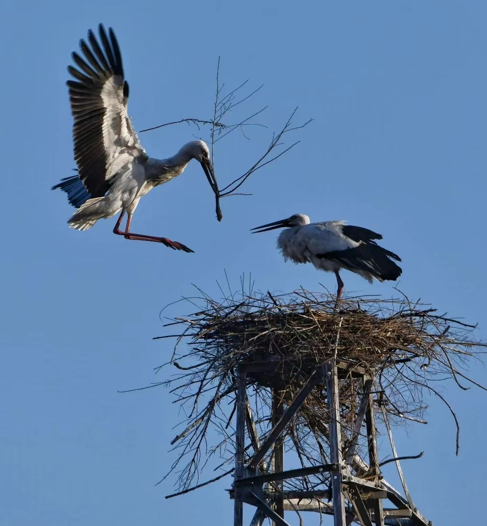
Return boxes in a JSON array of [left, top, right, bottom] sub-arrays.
[[1, 0, 486, 524]]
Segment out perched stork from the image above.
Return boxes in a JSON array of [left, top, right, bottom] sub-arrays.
[[251, 214, 402, 298], [52, 24, 222, 253]]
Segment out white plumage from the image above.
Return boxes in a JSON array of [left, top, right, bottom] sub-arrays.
[[252, 214, 402, 298], [52, 24, 221, 253]]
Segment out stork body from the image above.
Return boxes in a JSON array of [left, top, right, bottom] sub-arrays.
[[252, 214, 402, 298], [52, 25, 221, 253]]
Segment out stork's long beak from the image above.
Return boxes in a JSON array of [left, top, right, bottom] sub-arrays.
[[251, 218, 290, 233], [201, 160, 222, 222]]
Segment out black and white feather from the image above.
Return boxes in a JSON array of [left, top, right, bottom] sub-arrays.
[[319, 224, 402, 283], [52, 25, 221, 241], [251, 214, 402, 296], [67, 24, 146, 199]]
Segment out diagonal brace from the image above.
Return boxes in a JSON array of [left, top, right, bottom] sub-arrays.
[[249, 508, 265, 526], [346, 379, 372, 465], [246, 397, 262, 452], [250, 491, 293, 526], [246, 367, 323, 470], [347, 483, 373, 526]]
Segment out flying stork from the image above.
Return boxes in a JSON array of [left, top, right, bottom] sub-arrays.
[[52, 24, 221, 253], [251, 214, 402, 298]]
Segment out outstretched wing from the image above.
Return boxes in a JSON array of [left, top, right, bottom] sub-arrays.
[[67, 24, 147, 198]]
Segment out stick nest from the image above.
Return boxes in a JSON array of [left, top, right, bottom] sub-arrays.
[[153, 288, 485, 494]]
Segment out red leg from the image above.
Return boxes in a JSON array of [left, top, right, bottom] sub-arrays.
[[113, 211, 125, 235], [335, 270, 344, 300], [113, 213, 193, 253]]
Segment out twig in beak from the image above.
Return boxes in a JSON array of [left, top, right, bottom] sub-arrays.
[[215, 196, 222, 221]]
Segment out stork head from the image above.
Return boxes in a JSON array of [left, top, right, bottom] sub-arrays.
[[180, 140, 222, 221], [251, 213, 310, 233], [181, 140, 211, 163]]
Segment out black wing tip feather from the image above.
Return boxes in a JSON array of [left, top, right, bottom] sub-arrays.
[[68, 24, 124, 84], [103, 24, 123, 76], [384, 267, 402, 281], [106, 25, 123, 76], [376, 256, 402, 281]]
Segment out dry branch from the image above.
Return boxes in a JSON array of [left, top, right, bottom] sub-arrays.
[[139, 58, 312, 201]]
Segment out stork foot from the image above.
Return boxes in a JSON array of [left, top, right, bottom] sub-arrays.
[[159, 238, 194, 253], [123, 233, 194, 253]]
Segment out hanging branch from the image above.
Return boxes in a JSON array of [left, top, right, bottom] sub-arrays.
[[164, 468, 234, 497], [138, 57, 313, 198], [219, 108, 313, 198]]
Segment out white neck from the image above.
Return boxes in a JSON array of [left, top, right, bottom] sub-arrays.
[[145, 149, 194, 184], [162, 148, 193, 168]]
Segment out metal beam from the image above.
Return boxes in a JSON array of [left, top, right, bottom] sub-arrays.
[[344, 476, 407, 510], [381, 481, 430, 526], [249, 509, 265, 526], [269, 489, 331, 500], [283, 499, 334, 513], [326, 361, 347, 526], [246, 397, 261, 453], [343, 477, 430, 526], [347, 484, 373, 526], [383, 509, 412, 518], [365, 389, 384, 526], [234, 368, 247, 526], [282, 499, 356, 526], [236, 464, 338, 486], [342, 475, 383, 492], [273, 388, 285, 525]]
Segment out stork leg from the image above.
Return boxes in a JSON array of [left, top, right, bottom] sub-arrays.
[[335, 270, 344, 300], [113, 211, 125, 235], [113, 212, 194, 253]]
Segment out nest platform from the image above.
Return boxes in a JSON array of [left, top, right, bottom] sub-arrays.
[[155, 288, 485, 526]]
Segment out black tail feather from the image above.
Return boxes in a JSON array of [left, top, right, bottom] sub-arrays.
[[52, 175, 91, 209]]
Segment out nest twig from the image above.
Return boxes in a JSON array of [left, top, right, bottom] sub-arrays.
[[150, 287, 486, 494]]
